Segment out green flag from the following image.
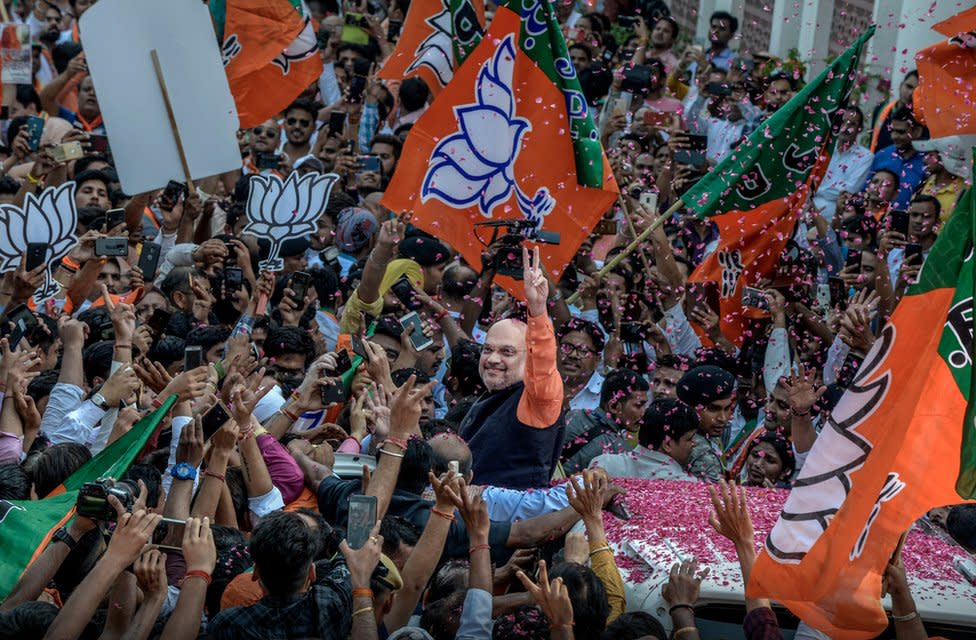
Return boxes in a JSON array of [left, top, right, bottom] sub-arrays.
[[0, 396, 177, 600], [682, 26, 875, 219]]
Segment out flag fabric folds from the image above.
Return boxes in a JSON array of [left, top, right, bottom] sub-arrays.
[[748, 153, 976, 638], [381, 7, 616, 295], [377, 0, 485, 95], [210, 0, 322, 128], [914, 5, 976, 140], [0, 396, 177, 600], [685, 27, 874, 345]]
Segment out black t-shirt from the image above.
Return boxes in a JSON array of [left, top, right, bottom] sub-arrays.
[[316, 476, 512, 561]]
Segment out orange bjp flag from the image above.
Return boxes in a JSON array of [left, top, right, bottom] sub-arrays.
[[381, 7, 617, 294], [914, 5, 976, 138], [378, 0, 485, 95], [212, 0, 323, 128]]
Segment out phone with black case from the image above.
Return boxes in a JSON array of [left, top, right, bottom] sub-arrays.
[[138, 243, 161, 280], [26, 243, 46, 272], [95, 237, 128, 257]]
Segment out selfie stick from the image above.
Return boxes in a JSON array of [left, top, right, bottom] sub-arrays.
[[150, 49, 196, 196], [565, 198, 684, 306]]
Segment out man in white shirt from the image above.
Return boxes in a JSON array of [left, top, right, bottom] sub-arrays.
[[813, 106, 874, 222], [590, 398, 698, 481]]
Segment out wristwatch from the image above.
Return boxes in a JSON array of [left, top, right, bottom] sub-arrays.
[[52, 527, 78, 550], [170, 462, 197, 481], [91, 392, 110, 411]]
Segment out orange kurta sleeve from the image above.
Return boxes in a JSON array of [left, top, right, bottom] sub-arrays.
[[516, 314, 564, 428]]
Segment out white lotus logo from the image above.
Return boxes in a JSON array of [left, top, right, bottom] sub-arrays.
[[420, 34, 556, 229], [244, 172, 339, 270], [0, 182, 78, 303]]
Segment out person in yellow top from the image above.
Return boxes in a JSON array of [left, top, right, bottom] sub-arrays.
[[914, 138, 969, 222]]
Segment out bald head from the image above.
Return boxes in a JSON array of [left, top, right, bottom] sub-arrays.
[[428, 432, 473, 481], [480, 319, 528, 391]]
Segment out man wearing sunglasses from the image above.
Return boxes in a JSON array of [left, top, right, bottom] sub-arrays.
[[282, 98, 319, 162], [243, 118, 282, 176]]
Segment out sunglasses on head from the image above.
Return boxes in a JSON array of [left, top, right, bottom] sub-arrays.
[[253, 126, 278, 138], [287, 117, 312, 128]]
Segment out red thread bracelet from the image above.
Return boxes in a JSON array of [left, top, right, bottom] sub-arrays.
[[386, 436, 408, 450], [182, 570, 212, 586], [431, 508, 454, 521], [204, 470, 225, 482], [352, 587, 373, 599], [469, 543, 490, 554], [282, 407, 299, 422]]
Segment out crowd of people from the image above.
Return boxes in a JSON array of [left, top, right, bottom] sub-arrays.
[[0, 0, 974, 639]]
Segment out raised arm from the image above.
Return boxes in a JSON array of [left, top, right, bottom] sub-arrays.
[[518, 246, 563, 428]]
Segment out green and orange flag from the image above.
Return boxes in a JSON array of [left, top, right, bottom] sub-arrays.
[[684, 27, 874, 345], [382, 6, 616, 294], [0, 397, 176, 601], [748, 154, 976, 638], [210, 0, 322, 128], [914, 5, 976, 140]]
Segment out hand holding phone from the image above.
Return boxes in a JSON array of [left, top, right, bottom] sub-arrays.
[[346, 495, 377, 549]]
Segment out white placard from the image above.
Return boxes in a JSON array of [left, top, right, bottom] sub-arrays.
[[80, 0, 241, 194]]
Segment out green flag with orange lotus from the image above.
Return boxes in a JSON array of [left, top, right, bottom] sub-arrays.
[[748, 152, 976, 638]]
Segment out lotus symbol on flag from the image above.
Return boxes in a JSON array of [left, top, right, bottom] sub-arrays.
[[244, 171, 339, 271], [421, 34, 556, 229], [0, 182, 78, 303]]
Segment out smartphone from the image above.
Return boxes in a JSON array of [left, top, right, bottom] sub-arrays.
[[321, 245, 340, 268], [256, 153, 281, 171], [25, 115, 44, 152], [88, 134, 109, 153], [706, 81, 732, 97], [163, 180, 187, 204], [347, 75, 367, 103], [358, 154, 381, 174], [391, 275, 423, 311], [639, 191, 658, 213], [673, 149, 706, 169], [346, 495, 378, 549], [320, 380, 347, 405], [223, 266, 243, 295], [642, 110, 671, 127], [201, 402, 231, 440], [828, 276, 848, 309], [620, 321, 649, 343], [146, 308, 172, 336], [94, 237, 128, 257], [387, 19, 402, 41], [138, 242, 161, 280], [105, 208, 126, 231], [351, 334, 369, 360], [289, 271, 311, 303], [151, 517, 187, 552], [6, 304, 37, 350], [617, 15, 638, 29], [49, 141, 84, 163], [328, 111, 346, 136], [844, 249, 862, 271], [26, 242, 46, 272], [183, 345, 203, 371], [741, 286, 770, 311], [687, 281, 720, 314], [399, 311, 434, 351], [685, 133, 708, 151], [904, 242, 924, 265], [889, 209, 909, 237]]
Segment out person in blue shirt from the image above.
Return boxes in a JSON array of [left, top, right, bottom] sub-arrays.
[[866, 106, 927, 210]]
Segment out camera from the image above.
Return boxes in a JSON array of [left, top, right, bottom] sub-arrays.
[[76, 478, 137, 521], [476, 219, 561, 281]]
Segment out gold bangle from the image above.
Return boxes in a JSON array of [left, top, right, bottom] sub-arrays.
[[26, 173, 42, 185], [589, 545, 612, 557], [674, 626, 698, 637], [353, 606, 374, 617]]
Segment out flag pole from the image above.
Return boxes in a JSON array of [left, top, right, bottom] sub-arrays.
[[0, 3, 9, 22], [566, 198, 684, 305], [150, 49, 196, 196], [617, 194, 655, 275]]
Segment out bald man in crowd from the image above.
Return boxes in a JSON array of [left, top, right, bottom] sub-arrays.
[[457, 247, 565, 490]]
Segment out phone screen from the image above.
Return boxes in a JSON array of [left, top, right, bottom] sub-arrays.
[[152, 518, 187, 551], [290, 272, 311, 302], [346, 495, 377, 549], [741, 286, 770, 311], [391, 276, 422, 310], [183, 346, 203, 371], [201, 403, 231, 440]]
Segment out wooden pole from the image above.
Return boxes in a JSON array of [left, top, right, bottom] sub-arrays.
[[0, 3, 9, 23], [566, 198, 685, 305], [617, 193, 654, 274], [149, 49, 196, 195]]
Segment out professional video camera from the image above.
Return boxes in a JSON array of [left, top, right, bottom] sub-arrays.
[[474, 219, 560, 280]]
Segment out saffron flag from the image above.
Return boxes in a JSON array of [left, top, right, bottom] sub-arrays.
[[748, 153, 976, 638], [381, 7, 616, 294], [210, 0, 322, 128], [378, 0, 485, 95], [684, 27, 874, 345], [0, 397, 177, 600], [914, 5, 976, 139]]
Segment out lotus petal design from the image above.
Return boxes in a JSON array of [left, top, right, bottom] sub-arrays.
[[243, 171, 339, 271], [0, 182, 78, 302], [421, 34, 556, 229]]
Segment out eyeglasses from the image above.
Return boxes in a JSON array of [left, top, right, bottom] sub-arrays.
[[560, 342, 597, 357], [287, 117, 312, 128], [252, 126, 279, 138], [482, 345, 524, 358]]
